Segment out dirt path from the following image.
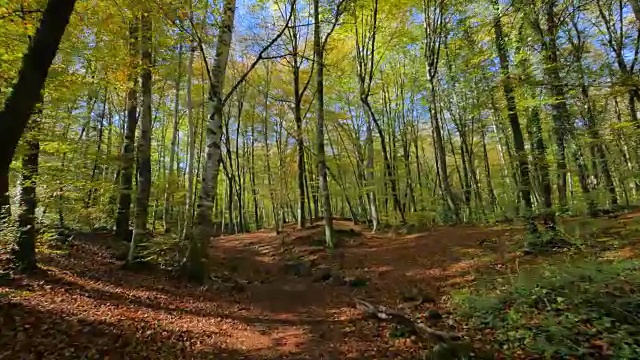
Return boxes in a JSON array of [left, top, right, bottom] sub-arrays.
[[0, 222, 513, 359]]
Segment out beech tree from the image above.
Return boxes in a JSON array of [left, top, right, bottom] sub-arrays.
[[3, 0, 640, 272]]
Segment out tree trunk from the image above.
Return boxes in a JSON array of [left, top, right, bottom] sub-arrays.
[[128, 13, 153, 263], [86, 89, 107, 208], [314, 0, 334, 246], [528, 106, 554, 221], [14, 108, 41, 273], [0, 0, 77, 219], [183, 45, 197, 239], [492, 0, 538, 233], [250, 104, 261, 230], [164, 44, 183, 233], [263, 65, 279, 231], [480, 125, 499, 214], [294, 73, 306, 229], [185, 0, 236, 283], [115, 19, 139, 241], [234, 92, 245, 232], [540, 0, 570, 211], [569, 20, 618, 207]]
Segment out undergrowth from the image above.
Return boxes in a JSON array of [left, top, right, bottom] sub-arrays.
[[452, 259, 640, 358]]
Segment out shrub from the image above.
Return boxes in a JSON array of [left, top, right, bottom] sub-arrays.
[[452, 259, 640, 358]]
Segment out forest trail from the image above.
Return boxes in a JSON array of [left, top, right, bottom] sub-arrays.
[[1, 218, 623, 359]]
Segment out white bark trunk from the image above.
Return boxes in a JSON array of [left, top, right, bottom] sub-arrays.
[[185, 0, 236, 282], [128, 12, 153, 264], [314, 0, 334, 247], [183, 44, 196, 240]]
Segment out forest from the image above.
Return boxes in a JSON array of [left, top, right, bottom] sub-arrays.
[[2, 0, 640, 358]]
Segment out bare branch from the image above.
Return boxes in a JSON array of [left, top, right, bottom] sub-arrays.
[[222, 0, 297, 106]]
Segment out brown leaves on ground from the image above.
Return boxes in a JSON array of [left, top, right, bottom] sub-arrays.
[[1, 221, 520, 359]]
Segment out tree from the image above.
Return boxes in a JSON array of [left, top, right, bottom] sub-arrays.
[[491, 0, 538, 232], [422, 0, 459, 221], [314, 0, 348, 247], [128, 12, 153, 264], [0, 0, 77, 227], [183, 0, 237, 283], [115, 18, 140, 241]]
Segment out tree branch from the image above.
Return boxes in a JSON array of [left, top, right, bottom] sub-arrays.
[[222, 0, 297, 106]]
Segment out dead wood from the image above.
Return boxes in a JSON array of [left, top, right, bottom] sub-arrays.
[[354, 298, 462, 342]]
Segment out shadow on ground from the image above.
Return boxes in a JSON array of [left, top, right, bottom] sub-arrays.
[[1, 219, 553, 359]]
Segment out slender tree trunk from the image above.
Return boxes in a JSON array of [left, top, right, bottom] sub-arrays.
[[294, 74, 306, 229], [571, 28, 618, 207], [164, 44, 183, 233], [354, 0, 381, 230], [492, 0, 538, 233], [185, 0, 236, 283], [314, 0, 334, 246], [363, 103, 379, 231], [428, 84, 459, 220], [86, 89, 107, 208], [613, 96, 636, 200], [250, 105, 260, 230], [263, 65, 279, 231], [128, 13, 153, 263], [540, 0, 570, 211], [115, 19, 139, 241], [480, 125, 498, 214], [234, 92, 245, 232], [528, 106, 554, 220], [304, 158, 313, 223], [422, 0, 459, 221], [183, 45, 197, 239], [571, 142, 597, 216]]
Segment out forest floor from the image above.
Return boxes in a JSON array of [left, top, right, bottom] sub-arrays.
[[2, 213, 640, 359]]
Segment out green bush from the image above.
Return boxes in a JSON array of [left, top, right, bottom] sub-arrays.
[[452, 260, 640, 358]]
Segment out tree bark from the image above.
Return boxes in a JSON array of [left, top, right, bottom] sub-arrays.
[[249, 107, 261, 230], [115, 19, 139, 241], [185, 0, 236, 283], [164, 44, 183, 233], [492, 0, 538, 233], [183, 44, 197, 239], [423, 0, 459, 221], [314, 0, 334, 247], [14, 107, 41, 273], [128, 12, 153, 263], [0, 0, 77, 221], [480, 125, 499, 214]]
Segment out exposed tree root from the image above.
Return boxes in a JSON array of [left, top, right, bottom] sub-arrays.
[[354, 298, 462, 342]]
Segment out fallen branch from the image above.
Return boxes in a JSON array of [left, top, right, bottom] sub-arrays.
[[398, 295, 424, 310], [354, 298, 462, 342]]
